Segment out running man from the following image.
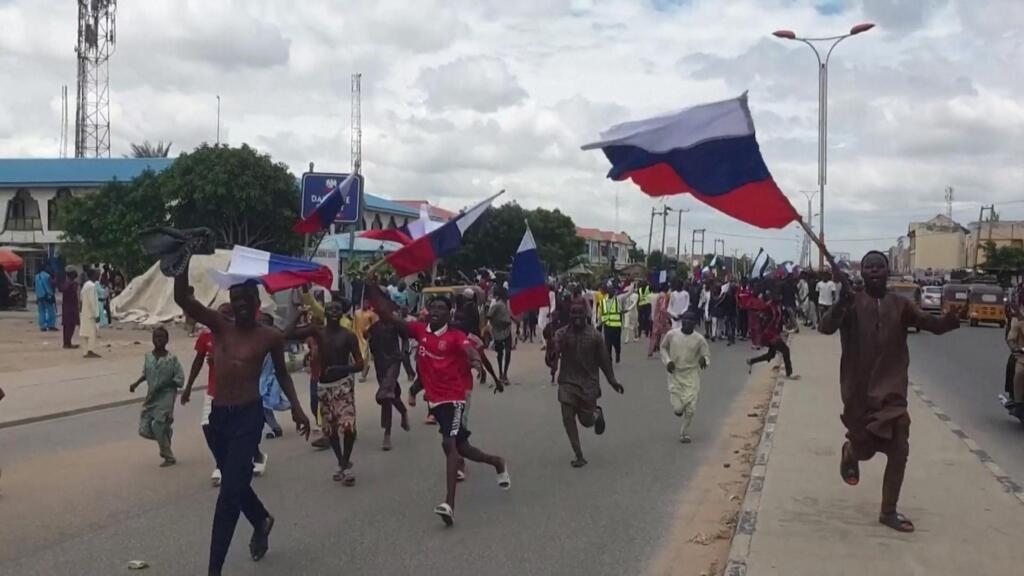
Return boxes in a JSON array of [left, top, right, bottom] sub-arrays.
[[820, 251, 959, 532], [660, 311, 710, 443], [370, 287, 509, 526], [366, 313, 411, 451], [285, 302, 364, 485], [553, 302, 625, 468], [174, 262, 310, 576]]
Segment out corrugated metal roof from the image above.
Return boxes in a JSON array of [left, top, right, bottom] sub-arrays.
[[0, 158, 175, 187], [0, 158, 419, 217]]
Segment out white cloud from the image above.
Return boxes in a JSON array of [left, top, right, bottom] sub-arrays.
[[2, 0, 1024, 262]]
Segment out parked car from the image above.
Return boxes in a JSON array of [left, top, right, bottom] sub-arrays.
[[921, 285, 942, 313]]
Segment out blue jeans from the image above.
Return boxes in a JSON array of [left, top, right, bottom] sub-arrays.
[[37, 300, 56, 330]]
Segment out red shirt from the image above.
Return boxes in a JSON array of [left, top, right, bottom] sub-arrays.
[[408, 321, 473, 403], [194, 330, 216, 397]]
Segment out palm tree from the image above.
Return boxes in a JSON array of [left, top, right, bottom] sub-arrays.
[[127, 140, 173, 158]]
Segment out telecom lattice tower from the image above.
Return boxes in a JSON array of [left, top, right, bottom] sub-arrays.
[[75, 0, 117, 158], [350, 73, 362, 173]]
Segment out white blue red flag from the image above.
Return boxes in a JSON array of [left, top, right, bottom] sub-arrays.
[[508, 223, 549, 316], [582, 93, 799, 229], [385, 191, 503, 277], [293, 173, 357, 234], [207, 245, 333, 293], [360, 204, 443, 246]]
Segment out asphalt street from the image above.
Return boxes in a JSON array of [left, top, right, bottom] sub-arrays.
[[0, 335, 757, 576], [908, 322, 1024, 483]]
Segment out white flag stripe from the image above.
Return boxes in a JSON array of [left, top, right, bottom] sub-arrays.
[[580, 93, 754, 153], [517, 224, 537, 253]]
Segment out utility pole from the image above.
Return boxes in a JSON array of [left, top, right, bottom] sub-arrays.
[[675, 208, 689, 263], [216, 95, 221, 145], [647, 207, 656, 257], [974, 205, 995, 269], [691, 229, 706, 265], [660, 206, 672, 256]]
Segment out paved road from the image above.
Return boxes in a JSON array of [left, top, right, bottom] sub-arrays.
[[0, 337, 757, 576], [909, 323, 1024, 483]]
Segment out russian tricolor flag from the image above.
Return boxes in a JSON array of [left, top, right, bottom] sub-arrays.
[[508, 223, 549, 316], [207, 245, 334, 294], [583, 93, 799, 229], [360, 204, 443, 246], [293, 173, 357, 234], [385, 191, 503, 277]]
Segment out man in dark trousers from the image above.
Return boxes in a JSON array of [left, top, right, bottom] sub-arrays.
[[820, 251, 959, 533], [174, 262, 310, 576]]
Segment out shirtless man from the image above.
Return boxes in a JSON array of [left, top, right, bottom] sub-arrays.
[[174, 263, 310, 576], [286, 301, 364, 485], [820, 251, 958, 533], [554, 302, 625, 467], [365, 314, 412, 451], [370, 286, 508, 526]]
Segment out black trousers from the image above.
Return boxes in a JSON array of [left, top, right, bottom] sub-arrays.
[[638, 304, 652, 337], [750, 340, 793, 377], [603, 325, 622, 362], [724, 314, 736, 343], [737, 309, 748, 339], [208, 401, 270, 573]]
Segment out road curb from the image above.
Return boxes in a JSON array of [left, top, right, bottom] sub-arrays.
[[0, 384, 209, 430], [723, 365, 786, 576], [909, 382, 1024, 506]]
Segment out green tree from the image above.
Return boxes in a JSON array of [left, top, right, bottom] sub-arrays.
[[445, 203, 585, 274], [628, 246, 645, 265], [128, 140, 173, 158], [647, 250, 665, 270], [160, 144, 302, 254], [60, 170, 169, 276], [981, 241, 1024, 271]]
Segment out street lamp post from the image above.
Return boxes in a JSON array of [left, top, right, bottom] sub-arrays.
[[772, 22, 874, 268]]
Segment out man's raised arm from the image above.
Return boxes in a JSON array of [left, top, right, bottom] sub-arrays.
[[173, 260, 220, 330]]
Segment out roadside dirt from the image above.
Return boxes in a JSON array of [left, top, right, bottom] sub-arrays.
[[644, 365, 778, 576], [0, 315, 190, 374]]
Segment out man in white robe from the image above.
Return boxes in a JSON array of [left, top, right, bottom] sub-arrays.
[[660, 311, 710, 443], [79, 268, 101, 359]]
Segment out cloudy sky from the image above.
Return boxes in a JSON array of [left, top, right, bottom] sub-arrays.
[[2, 0, 1023, 262]]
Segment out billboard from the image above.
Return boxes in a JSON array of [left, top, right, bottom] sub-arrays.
[[300, 172, 364, 225]]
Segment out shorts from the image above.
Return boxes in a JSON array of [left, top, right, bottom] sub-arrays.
[[428, 401, 470, 442], [557, 384, 598, 420], [200, 394, 213, 426], [318, 378, 356, 435]]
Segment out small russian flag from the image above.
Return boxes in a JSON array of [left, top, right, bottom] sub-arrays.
[[293, 173, 357, 234], [207, 245, 333, 294], [508, 223, 549, 316], [385, 191, 502, 277]]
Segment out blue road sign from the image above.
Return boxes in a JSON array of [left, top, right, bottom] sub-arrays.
[[300, 172, 364, 225]]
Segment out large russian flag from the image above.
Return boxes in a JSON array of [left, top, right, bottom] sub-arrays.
[[582, 93, 799, 229], [508, 224, 549, 316], [293, 173, 357, 234], [207, 245, 333, 293], [360, 204, 442, 246], [385, 191, 503, 277]]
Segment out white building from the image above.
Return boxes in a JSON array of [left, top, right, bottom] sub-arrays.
[[576, 226, 636, 268]]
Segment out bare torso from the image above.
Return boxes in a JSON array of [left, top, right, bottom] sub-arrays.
[[317, 326, 361, 382], [211, 323, 281, 406]]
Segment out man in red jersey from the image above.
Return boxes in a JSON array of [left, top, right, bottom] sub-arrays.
[[371, 287, 509, 526]]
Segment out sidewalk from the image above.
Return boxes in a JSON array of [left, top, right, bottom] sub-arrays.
[[0, 341, 200, 428], [729, 331, 1024, 576]]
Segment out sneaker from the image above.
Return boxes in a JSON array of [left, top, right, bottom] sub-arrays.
[[785, 374, 801, 381], [679, 435, 692, 444], [253, 452, 268, 477], [160, 457, 177, 467], [211, 468, 222, 487], [434, 502, 454, 526]]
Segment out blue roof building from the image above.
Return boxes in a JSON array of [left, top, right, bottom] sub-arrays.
[[0, 157, 420, 278]]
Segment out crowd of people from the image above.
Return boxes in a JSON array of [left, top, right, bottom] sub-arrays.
[[32, 263, 127, 357]]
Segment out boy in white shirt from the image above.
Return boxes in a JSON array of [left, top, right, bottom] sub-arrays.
[[660, 311, 711, 443]]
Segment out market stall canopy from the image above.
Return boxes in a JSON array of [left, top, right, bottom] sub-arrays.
[[0, 249, 24, 272]]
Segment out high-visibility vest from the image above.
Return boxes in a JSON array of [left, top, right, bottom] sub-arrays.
[[638, 286, 651, 306], [602, 296, 622, 327]]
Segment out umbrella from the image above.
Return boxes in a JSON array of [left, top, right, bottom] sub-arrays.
[[0, 249, 23, 272]]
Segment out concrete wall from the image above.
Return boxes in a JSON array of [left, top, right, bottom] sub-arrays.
[[966, 221, 1024, 267], [909, 230, 966, 271]]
